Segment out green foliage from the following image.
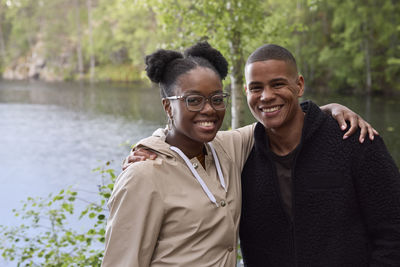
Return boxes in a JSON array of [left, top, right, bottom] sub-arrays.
[[147, 0, 271, 71], [0, 162, 116, 266], [296, 0, 400, 94], [388, 58, 400, 65], [93, 64, 141, 82], [2, 0, 40, 59], [0, 0, 163, 81], [0, 0, 399, 94], [89, 0, 163, 66]]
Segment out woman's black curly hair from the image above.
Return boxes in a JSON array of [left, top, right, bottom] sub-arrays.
[[145, 41, 228, 98]]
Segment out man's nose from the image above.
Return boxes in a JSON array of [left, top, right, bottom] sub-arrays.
[[260, 87, 275, 101]]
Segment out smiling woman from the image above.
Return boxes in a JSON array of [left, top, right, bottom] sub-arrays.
[[102, 42, 255, 267], [162, 67, 226, 159]]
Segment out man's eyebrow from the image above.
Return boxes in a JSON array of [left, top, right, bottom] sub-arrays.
[[248, 78, 288, 86], [270, 77, 288, 83], [248, 81, 263, 86]]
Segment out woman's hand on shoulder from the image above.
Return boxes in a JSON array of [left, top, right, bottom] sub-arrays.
[[320, 103, 379, 143]]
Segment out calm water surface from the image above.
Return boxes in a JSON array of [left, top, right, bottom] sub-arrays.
[[0, 81, 167, 226], [0, 80, 399, 265]]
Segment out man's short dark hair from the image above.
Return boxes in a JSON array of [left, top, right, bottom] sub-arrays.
[[246, 44, 298, 74]]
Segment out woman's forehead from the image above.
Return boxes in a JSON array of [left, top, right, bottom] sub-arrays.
[[175, 67, 223, 94]]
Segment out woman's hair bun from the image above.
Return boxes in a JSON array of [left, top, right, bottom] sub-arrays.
[[184, 41, 228, 79], [145, 49, 183, 83]]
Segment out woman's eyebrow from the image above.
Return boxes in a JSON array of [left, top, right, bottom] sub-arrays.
[[183, 89, 224, 95]]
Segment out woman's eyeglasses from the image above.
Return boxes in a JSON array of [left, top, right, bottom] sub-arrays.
[[164, 93, 230, 111]]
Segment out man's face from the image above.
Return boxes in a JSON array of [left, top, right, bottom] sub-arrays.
[[245, 59, 304, 131]]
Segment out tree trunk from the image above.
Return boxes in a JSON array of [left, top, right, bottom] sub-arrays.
[[364, 40, 372, 94], [295, 0, 302, 73], [0, 21, 6, 62], [229, 31, 245, 129], [0, 2, 5, 61], [363, 21, 372, 95], [74, 0, 84, 79], [87, 0, 95, 82]]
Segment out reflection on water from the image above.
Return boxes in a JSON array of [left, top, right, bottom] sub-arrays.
[[0, 80, 399, 266], [0, 80, 166, 122]]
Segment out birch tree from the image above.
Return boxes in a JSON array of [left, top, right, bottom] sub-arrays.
[[150, 0, 268, 128], [74, 0, 84, 79], [87, 0, 95, 82]]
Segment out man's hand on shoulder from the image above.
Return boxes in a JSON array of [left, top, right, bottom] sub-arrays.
[[122, 148, 158, 171]]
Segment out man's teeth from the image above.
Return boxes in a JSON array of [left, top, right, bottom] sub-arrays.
[[262, 106, 280, 112], [198, 121, 214, 126]]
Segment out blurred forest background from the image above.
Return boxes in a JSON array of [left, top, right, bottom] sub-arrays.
[[1, 1, 400, 265], [1, 0, 399, 93]]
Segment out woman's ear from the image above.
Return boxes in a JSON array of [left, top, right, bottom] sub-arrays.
[[162, 98, 172, 118]]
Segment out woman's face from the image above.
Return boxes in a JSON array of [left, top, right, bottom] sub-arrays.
[[164, 67, 225, 149]]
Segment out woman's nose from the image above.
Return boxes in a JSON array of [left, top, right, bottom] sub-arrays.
[[200, 100, 215, 114]]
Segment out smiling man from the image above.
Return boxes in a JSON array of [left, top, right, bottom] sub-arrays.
[[239, 44, 400, 267]]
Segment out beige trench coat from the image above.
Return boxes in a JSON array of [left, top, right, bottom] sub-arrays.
[[102, 125, 255, 267]]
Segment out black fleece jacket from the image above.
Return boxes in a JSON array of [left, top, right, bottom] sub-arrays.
[[239, 101, 400, 267]]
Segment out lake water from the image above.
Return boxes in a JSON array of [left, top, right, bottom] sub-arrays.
[[0, 80, 399, 266], [0, 80, 168, 224]]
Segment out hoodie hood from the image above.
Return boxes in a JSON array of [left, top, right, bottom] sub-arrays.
[[300, 100, 328, 142], [135, 128, 177, 158]]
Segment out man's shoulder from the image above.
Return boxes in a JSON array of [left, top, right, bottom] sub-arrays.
[[309, 111, 356, 141]]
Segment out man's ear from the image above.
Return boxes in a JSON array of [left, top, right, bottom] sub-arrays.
[[244, 85, 249, 95], [296, 75, 305, 97], [162, 98, 172, 118]]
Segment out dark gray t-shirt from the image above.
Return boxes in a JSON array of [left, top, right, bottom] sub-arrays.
[[270, 149, 297, 219]]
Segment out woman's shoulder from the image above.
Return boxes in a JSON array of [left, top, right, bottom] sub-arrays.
[[113, 156, 171, 193], [212, 123, 255, 164], [215, 123, 255, 142], [107, 157, 169, 215]]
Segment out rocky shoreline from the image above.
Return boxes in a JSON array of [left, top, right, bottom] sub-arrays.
[[2, 41, 72, 82]]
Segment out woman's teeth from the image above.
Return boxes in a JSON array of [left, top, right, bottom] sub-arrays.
[[262, 106, 280, 112], [197, 121, 214, 126]]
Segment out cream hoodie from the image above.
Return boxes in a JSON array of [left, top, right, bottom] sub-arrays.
[[103, 124, 255, 267]]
